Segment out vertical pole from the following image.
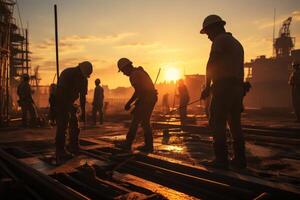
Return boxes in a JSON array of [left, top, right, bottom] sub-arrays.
[[272, 8, 276, 57], [25, 28, 29, 74], [54, 4, 60, 83]]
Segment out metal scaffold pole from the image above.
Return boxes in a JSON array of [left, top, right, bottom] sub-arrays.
[[54, 4, 60, 83]]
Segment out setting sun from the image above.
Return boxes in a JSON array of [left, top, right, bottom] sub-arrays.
[[165, 67, 180, 81]]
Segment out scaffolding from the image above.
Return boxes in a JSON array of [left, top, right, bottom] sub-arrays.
[[0, 0, 31, 125]]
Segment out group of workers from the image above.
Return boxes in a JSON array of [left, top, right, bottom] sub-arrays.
[[16, 14, 300, 169]]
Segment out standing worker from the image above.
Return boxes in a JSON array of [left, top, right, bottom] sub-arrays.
[[48, 83, 57, 126], [289, 51, 300, 122], [116, 58, 157, 152], [55, 61, 93, 164], [92, 78, 104, 125], [162, 93, 170, 114], [200, 15, 246, 169], [177, 79, 190, 125], [17, 74, 37, 127]]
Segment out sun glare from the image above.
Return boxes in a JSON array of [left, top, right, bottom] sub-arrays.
[[165, 67, 180, 82]]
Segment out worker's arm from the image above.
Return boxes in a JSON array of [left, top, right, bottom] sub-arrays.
[[201, 38, 223, 100], [125, 92, 137, 111]]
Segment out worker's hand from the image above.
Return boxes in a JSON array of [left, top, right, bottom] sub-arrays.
[[200, 87, 210, 100], [124, 103, 131, 111]]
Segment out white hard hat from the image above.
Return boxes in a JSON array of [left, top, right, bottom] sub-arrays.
[[117, 58, 132, 72], [200, 15, 226, 34], [79, 61, 93, 78]]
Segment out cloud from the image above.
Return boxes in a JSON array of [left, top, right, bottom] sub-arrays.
[[115, 42, 160, 49]]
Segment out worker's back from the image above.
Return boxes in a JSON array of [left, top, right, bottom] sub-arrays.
[[209, 32, 244, 82], [93, 85, 104, 106], [17, 81, 32, 102], [129, 66, 155, 98], [56, 67, 87, 104]]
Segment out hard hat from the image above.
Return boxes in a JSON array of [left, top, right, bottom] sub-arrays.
[[95, 78, 101, 85], [200, 15, 226, 34], [22, 73, 30, 81], [117, 58, 132, 72], [79, 61, 93, 78]]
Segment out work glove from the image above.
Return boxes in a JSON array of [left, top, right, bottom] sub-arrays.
[[200, 87, 210, 100], [124, 103, 131, 111]]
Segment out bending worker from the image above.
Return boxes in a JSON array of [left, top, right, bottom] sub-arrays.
[[55, 61, 93, 164], [117, 58, 157, 152], [17, 74, 37, 127], [200, 15, 246, 169], [92, 78, 104, 125]]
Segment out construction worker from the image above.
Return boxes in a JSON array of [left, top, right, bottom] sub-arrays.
[[289, 55, 300, 122], [92, 78, 104, 125], [117, 58, 157, 152], [162, 93, 170, 114], [55, 61, 93, 164], [200, 15, 246, 169], [177, 79, 190, 125], [17, 74, 37, 127], [48, 83, 57, 126]]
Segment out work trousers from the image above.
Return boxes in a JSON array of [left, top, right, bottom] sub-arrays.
[[209, 83, 245, 164], [92, 104, 103, 124], [55, 104, 79, 154], [126, 95, 157, 147], [292, 85, 300, 121], [20, 101, 37, 126]]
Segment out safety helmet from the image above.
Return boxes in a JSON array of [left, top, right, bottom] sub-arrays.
[[117, 58, 132, 72], [95, 78, 101, 85], [200, 15, 226, 34], [22, 74, 30, 81], [79, 61, 93, 78]]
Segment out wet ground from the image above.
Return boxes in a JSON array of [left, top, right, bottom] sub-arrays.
[[0, 111, 300, 198]]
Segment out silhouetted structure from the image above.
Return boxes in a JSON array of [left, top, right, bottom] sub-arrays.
[[245, 17, 300, 110]]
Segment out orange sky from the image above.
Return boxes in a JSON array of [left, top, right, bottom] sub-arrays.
[[18, 0, 300, 89]]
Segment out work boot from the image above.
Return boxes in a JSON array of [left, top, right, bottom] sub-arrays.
[[201, 159, 229, 169], [56, 150, 74, 165], [136, 145, 153, 153], [230, 158, 247, 170], [115, 141, 131, 151]]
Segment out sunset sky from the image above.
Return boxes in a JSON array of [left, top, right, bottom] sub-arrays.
[[18, 0, 300, 89]]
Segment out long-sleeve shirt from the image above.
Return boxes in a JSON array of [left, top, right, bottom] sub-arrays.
[[207, 32, 244, 83]]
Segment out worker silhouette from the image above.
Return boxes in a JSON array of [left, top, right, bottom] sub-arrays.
[[200, 15, 246, 169], [55, 61, 93, 164], [92, 78, 104, 125], [17, 74, 37, 127], [177, 79, 190, 125], [162, 93, 170, 114], [48, 83, 57, 126], [289, 54, 300, 122], [116, 58, 157, 152]]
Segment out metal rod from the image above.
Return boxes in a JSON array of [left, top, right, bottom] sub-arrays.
[[54, 4, 60, 83], [154, 67, 161, 84], [25, 28, 29, 74]]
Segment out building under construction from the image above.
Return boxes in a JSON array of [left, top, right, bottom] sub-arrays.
[[0, 0, 32, 125], [244, 17, 300, 110]]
